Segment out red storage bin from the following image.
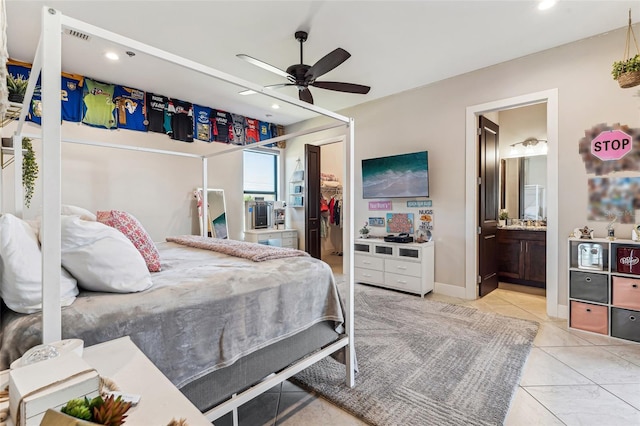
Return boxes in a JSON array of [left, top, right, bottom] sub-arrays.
[[616, 247, 640, 275]]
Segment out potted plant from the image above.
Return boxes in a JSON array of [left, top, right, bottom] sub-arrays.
[[612, 54, 640, 88], [612, 10, 640, 88], [499, 209, 508, 227], [359, 222, 370, 239], [6, 72, 29, 103]]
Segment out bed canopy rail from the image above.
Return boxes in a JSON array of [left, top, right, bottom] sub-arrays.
[[9, 5, 356, 411]]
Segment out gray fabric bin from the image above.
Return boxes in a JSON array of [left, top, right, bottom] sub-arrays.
[[570, 271, 608, 303], [611, 307, 640, 343]]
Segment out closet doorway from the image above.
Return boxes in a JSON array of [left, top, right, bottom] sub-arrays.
[[304, 138, 344, 275]]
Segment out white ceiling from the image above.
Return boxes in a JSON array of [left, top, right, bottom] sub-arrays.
[[5, 1, 638, 125]]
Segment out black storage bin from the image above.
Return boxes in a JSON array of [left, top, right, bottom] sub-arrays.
[[570, 271, 609, 304], [611, 307, 640, 343]]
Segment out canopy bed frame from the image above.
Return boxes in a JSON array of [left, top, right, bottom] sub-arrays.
[[7, 6, 356, 422]]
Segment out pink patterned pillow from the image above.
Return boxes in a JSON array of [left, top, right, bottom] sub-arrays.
[[96, 210, 161, 272]]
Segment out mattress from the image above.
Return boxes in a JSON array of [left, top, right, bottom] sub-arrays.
[[0, 242, 345, 389]]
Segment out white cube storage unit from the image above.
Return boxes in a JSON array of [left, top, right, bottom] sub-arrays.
[[354, 238, 434, 297], [244, 229, 298, 249], [568, 237, 640, 343]]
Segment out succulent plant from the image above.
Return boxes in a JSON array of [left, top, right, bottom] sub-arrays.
[[61, 398, 92, 421], [91, 394, 132, 426], [6, 73, 29, 102]]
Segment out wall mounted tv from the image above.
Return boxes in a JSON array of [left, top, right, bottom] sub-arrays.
[[362, 151, 429, 199]]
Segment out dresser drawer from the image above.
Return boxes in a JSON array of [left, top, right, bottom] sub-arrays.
[[281, 237, 297, 249], [570, 301, 608, 335], [611, 307, 640, 343], [355, 267, 384, 284], [612, 276, 640, 310], [384, 272, 422, 293], [354, 255, 384, 271], [281, 231, 297, 239], [570, 271, 608, 303], [385, 259, 421, 277]]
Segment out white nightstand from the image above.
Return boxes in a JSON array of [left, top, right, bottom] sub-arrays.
[[1, 337, 211, 426]]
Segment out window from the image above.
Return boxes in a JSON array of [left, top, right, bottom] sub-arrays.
[[243, 150, 278, 201]]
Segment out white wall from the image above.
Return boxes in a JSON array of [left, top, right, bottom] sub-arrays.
[[1, 120, 245, 241], [286, 24, 640, 306]]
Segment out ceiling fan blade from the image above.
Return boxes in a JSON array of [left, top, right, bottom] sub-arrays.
[[238, 83, 295, 96], [299, 88, 314, 104], [237, 54, 295, 81], [305, 48, 351, 81], [312, 81, 371, 94]]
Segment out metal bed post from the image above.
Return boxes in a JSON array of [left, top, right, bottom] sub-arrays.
[[40, 7, 63, 343], [345, 117, 356, 387], [202, 157, 208, 237]]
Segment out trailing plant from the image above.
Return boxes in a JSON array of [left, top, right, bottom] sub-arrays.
[[611, 53, 640, 80], [21, 137, 39, 208]]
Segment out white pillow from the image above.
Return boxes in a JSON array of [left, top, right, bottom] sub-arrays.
[[61, 205, 97, 221], [61, 215, 152, 293], [0, 213, 79, 314]]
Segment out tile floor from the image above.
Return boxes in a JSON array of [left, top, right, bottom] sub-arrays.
[[214, 279, 640, 426]]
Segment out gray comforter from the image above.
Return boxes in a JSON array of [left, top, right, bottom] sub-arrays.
[[0, 242, 345, 388]]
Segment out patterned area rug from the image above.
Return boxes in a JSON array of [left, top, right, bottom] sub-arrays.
[[292, 284, 539, 426]]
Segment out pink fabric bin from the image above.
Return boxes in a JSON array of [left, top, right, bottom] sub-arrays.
[[570, 301, 608, 335], [612, 276, 640, 310]]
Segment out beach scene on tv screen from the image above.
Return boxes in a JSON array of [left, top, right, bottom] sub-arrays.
[[362, 151, 429, 198]]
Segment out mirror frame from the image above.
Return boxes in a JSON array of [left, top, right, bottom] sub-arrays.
[[197, 188, 228, 239]]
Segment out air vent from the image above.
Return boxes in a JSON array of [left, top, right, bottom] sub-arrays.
[[64, 29, 91, 41]]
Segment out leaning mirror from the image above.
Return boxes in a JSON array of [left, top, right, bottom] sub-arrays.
[[196, 188, 228, 239]]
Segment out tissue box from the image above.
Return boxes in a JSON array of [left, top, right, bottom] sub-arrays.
[[9, 351, 100, 426]]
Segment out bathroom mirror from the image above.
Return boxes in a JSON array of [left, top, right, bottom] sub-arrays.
[[501, 155, 547, 220], [197, 188, 228, 239]]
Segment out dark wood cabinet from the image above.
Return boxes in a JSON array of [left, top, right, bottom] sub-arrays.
[[497, 229, 546, 288]]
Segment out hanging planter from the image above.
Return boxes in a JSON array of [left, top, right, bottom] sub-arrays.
[[612, 9, 640, 88]]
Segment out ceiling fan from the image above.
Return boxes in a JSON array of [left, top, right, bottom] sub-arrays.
[[237, 31, 370, 105]]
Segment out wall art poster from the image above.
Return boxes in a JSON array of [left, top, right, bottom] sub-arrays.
[[418, 209, 434, 231], [579, 123, 640, 176], [368, 217, 385, 227], [386, 213, 414, 234], [587, 177, 640, 224], [369, 201, 392, 210]]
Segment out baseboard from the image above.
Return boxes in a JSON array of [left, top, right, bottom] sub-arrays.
[[556, 304, 568, 319], [434, 281, 467, 299]]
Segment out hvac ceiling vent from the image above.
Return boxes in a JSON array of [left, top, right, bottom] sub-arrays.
[[64, 29, 91, 41]]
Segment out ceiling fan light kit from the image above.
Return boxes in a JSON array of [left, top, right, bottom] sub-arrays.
[[237, 31, 370, 104]]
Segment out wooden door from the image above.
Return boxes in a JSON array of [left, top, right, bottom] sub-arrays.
[[305, 144, 321, 259], [478, 116, 500, 297]]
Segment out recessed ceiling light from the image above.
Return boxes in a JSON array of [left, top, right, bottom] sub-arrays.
[[104, 52, 119, 61], [271, 104, 280, 109], [538, 0, 557, 11], [239, 89, 255, 95]]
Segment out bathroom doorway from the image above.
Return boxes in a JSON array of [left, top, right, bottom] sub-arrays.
[[465, 89, 560, 318]]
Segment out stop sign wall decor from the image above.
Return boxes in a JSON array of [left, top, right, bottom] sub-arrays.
[[591, 130, 633, 161]]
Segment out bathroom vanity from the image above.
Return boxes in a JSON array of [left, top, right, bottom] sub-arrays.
[[496, 226, 547, 288]]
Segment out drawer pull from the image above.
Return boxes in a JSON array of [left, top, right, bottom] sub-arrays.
[[630, 316, 637, 321], [363, 274, 371, 278], [585, 277, 591, 282], [396, 266, 407, 270], [396, 280, 407, 284], [586, 308, 591, 312], [363, 261, 371, 265]]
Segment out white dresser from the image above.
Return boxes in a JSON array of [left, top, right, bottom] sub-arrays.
[[354, 238, 434, 297], [244, 229, 298, 249]]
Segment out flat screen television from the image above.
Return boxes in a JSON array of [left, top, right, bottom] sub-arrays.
[[362, 151, 429, 199]]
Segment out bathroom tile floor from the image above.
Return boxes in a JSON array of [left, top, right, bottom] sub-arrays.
[[213, 281, 640, 425]]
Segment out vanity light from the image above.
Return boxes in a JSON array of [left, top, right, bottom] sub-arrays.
[[104, 52, 119, 61], [538, 0, 557, 11], [271, 104, 280, 109], [507, 137, 548, 158]]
